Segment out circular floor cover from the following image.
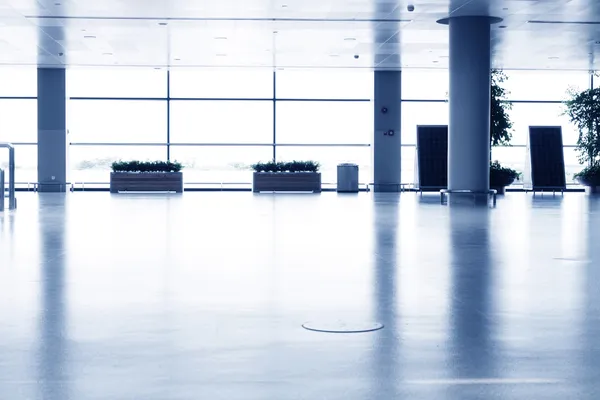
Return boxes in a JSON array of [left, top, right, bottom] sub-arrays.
[[302, 321, 384, 333]]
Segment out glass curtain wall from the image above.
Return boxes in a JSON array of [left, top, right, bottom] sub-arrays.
[[401, 69, 590, 186], [0, 68, 37, 188], [66, 67, 589, 189], [67, 68, 168, 187], [67, 68, 373, 189]]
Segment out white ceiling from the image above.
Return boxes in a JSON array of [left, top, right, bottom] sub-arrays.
[[0, 0, 599, 70]]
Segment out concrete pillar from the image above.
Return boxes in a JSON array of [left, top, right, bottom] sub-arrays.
[[38, 68, 67, 193], [373, 71, 401, 192], [438, 16, 501, 193]]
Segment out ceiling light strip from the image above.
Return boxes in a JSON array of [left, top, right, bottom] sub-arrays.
[[25, 15, 412, 23], [528, 20, 600, 25]]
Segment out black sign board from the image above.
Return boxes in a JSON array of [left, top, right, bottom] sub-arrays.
[[416, 125, 448, 191], [528, 126, 566, 191]]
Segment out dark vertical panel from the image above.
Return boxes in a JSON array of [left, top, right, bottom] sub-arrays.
[[417, 125, 448, 190], [528, 126, 566, 190]]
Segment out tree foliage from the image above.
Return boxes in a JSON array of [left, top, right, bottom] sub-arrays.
[[490, 70, 513, 147], [564, 87, 600, 167]]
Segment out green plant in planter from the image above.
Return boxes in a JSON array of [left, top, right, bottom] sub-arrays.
[[251, 160, 320, 173], [111, 160, 183, 173], [489, 70, 519, 188], [564, 86, 600, 187], [490, 160, 521, 188], [574, 165, 600, 186]]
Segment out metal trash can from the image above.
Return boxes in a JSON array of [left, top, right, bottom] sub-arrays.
[[337, 163, 359, 193]]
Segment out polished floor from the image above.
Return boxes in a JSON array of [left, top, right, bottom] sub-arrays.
[[0, 192, 599, 400]]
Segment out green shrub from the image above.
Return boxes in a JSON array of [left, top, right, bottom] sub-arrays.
[[574, 164, 600, 186], [489, 160, 520, 188], [251, 160, 320, 173], [111, 160, 183, 173]]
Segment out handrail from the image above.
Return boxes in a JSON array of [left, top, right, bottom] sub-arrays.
[[0, 143, 16, 210]]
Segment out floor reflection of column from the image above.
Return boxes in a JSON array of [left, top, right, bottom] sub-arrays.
[[37, 195, 70, 400], [581, 197, 600, 399], [370, 194, 400, 397], [448, 205, 496, 381]]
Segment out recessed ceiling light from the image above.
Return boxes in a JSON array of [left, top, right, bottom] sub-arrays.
[[548, 56, 559, 59], [273, 30, 278, 34], [103, 52, 113, 56], [344, 37, 356, 41], [84, 35, 96, 39], [282, 4, 288, 7], [174, 58, 181, 61], [214, 36, 228, 40], [158, 22, 168, 26], [154, 67, 161, 70], [433, 60, 439, 63]]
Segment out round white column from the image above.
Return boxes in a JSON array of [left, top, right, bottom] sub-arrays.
[[438, 16, 501, 193]]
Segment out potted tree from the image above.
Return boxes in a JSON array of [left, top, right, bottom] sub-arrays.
[[110, 160, 183, 193], [564, 86, 600, 194], [490, 69, 520, 194], [252, 160, 321, 193]]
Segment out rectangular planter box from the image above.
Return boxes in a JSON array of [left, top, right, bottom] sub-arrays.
[[110, 172, 183, 193], [253, 172, 321, 193]]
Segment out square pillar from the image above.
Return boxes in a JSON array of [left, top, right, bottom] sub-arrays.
[[373, 71, 401, 192], [37, 68, 67, 192]]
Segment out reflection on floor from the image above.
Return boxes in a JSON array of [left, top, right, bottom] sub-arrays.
[[0, 192, 599, 400]]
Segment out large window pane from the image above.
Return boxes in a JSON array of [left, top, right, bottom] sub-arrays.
[[0, 145, 37, 186], [170, 145, 272, 185], [68, 100, 167, 143], [402, 145, 416, 185], [401, 69, 448, 101], [170, 69, 273, 99], [170, 101, 272, 144], [564, 146, 583, 184], [504, 70, 590, 101], [276, 101, 371, 144], [401, 102, 448, 145], [276, 69, 372, 99], [68, 68, 167, 98], [509, 103, 578, 146], [0, 67, 36, 97], [275, 146, 371, 185], [69, 145, 167, 183], [0, 99, 37, 143], [491, 146, 527, 184]]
